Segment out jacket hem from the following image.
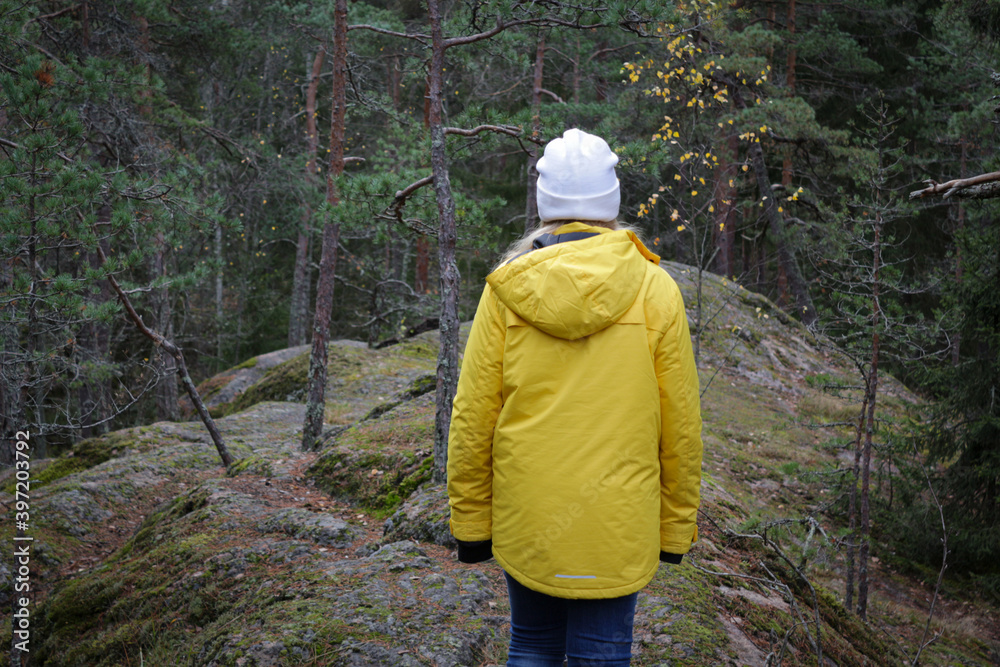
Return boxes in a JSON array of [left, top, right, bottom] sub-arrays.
[[494, 549, 659, 600]]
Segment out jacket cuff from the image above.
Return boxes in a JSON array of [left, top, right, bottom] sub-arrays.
[[457, 539, 493, 563], [660, 551, 683, 565]]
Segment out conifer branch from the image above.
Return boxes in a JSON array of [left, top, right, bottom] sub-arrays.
[[0, 136, 76, 163], [30, 4, 81, 22]]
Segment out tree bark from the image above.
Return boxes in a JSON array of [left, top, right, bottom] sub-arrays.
[[153, 231, 178, 421], [414, 75, 433, 295], [857, 208, 882, 620], [845, 394, 867, 612], [215, 222, 224, 360], [786, 0, 796, 91], [289, 47, 326, 348], [78, 209, 113, 439], [0, 254, 21, 466], [952, 140, 966, 365], [525, 34, 546, 232], [302, 0, 348, 450], [428, 0, 461, 484]]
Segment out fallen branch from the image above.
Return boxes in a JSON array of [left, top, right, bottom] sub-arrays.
[[908, 171, 1000, 199], [95, 241, 233, 469], [702, 510, 826, 666], [444, 124, 522, 139]]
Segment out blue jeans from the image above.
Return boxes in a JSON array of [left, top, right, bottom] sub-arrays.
[[504, 572, 637, 667]]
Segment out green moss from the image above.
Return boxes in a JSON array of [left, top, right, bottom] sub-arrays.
[[226, 454, 275, 478], [122, 487, 211, 556], [233, 355, 259, 370], [2, 431, 142, 494], [398, 456, 434, 498], [406, 373, 436, 395], [220, 354, 311, 416], [394, 339, 437, 360], [307, 446, 433, 514]]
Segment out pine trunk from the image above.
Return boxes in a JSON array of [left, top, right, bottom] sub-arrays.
[[745, 121, 815, 323], [786, 0, 796, 92], [289, 48, 326, 348], [845, 395, 867, 611], [302, 0, 348, 450], [858, 213, 882, 620], [153, 232, 178, 422], [215, 223, 225, 360], [952, 139, 966, 365], [525, 35, 545, 232], [0, 254, 21, 466], [428, 0, 461, 484], [79, 214, 113, 439], [414, 75, 433, 296]]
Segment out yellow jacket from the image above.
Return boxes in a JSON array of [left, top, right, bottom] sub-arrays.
[[448, 223, 702, 599]]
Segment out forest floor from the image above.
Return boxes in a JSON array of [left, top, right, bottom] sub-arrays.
[[2, 262, 998, 666]]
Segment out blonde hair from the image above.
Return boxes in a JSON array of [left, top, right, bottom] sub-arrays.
[[495, 220, 643, 269]]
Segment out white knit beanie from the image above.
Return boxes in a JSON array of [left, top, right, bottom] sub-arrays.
[[536, 128, 620, 223]]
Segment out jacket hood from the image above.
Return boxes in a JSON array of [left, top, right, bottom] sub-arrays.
[[486, 223, 660, 340]]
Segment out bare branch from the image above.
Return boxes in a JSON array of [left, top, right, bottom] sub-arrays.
[[394, 175, 434, 202], [444, 17, 604, 50], [444, 124, 523, 139], [31, 4, 81, 22], [387, 176, 436, 235], [908, 171, 1000, 199], [539, 88, 565, 103], [348, 24, 429, 45]]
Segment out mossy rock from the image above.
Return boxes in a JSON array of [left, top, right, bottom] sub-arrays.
[[256, 507, 357, 548], [382, 483, 454, 547], [122, 486, 212, 556], [217, 354, 313, 416], [213, 348, 369, 417], [196, 371, 237, 406], [226, 453, 275, 478], [307, 447, 433, 516], [1, 430, 145, 494]]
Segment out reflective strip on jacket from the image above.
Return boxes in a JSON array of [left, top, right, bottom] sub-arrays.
[[447, 222, 702, 599]]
